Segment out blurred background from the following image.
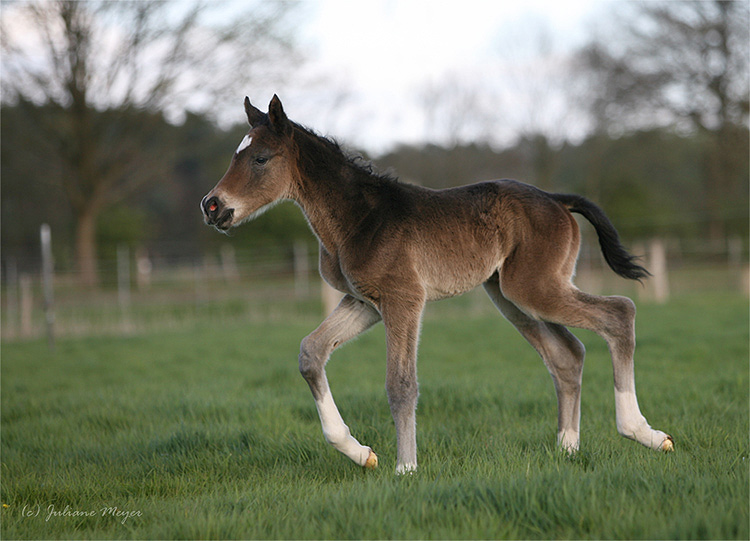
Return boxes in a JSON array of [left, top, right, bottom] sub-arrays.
[[1, 0, 748, 341]]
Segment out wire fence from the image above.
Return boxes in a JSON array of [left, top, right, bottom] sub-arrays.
[[2, 240, 320, 342], [2, 231, 748, 344]]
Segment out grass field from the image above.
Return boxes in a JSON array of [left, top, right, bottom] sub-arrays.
[[2, 293, 748, 539]]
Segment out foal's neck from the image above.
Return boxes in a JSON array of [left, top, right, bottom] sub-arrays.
[[291, 129, 374, 254]]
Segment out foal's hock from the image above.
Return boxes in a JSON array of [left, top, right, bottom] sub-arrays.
[[201, 95, 673, 474]]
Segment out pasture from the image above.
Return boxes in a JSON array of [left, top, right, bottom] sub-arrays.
[[1, 293, 748, 539]]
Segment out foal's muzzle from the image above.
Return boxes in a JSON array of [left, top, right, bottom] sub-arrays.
[[201, 195, 234, 230]]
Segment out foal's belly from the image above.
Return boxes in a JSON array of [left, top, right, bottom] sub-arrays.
[[419, 253, 501, 301]]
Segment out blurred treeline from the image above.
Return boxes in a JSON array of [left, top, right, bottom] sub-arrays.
[[379, 128, 748, 240], [1, 0, 748, 286], [4, 102, 746, 266]]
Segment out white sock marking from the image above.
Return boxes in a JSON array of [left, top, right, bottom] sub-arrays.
[[615, 389, 669, 448], [396, 462, 417, 475], [315, 390, 370, 466]]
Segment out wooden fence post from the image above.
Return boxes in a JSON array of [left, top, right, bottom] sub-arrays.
[[636, 239, 669, 304], [41, 224, 55, 350], [221, 244, 239, 283], [19, 274, 33, 338], [136, 247, 152, 290], [117, 244, 132, 332], [649, 238, 669, 304], [4, 258, 18, 338]]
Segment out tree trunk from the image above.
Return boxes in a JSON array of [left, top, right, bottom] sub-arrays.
[[75, 209, 99, 287]]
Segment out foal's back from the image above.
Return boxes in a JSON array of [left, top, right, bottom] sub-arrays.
[[383, 179, 579, 302]]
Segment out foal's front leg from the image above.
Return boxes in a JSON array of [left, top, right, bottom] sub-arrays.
[[381, 295, 425, 474], [299, 295, 381, 468]]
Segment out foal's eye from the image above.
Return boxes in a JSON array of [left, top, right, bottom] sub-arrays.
[[254, 156, 269, 166]]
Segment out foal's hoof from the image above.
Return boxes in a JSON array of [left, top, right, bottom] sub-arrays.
[[364, 449, 378, 469], [661, 435, 675, 452]]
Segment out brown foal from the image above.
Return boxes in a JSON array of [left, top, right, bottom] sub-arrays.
[[201, 96, 673, 474]]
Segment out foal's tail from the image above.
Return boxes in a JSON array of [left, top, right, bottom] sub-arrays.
[[552, 193, 650, 281]]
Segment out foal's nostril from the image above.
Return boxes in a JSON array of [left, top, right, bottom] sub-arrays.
[[202, 195, 221, 219], [202, 195, 235, 229]]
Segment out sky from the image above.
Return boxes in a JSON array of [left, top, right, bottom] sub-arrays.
[[1, 0, 609, 154], [269, 0, 607, 152]]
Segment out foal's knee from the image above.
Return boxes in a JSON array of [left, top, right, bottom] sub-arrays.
[[613, 296, 636, 320], [605, 296, 636, 339], [298, 336, 324, 383]]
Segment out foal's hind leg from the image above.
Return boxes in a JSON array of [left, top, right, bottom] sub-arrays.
[[484, 276, 585, 452], [380, 292, 425, 475], [299, 295, 381, 468], [500, 272, 672, 451]]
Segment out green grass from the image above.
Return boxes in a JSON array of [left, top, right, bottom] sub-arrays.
[[2, 294, 748, 539]]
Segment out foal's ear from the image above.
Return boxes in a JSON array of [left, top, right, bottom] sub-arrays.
[[244, 97, 265, 128], [268, 94, 292, 137]]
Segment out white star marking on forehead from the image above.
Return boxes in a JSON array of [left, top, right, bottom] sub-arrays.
[[236, 135, 252, 154]]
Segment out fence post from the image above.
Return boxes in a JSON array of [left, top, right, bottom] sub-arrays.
[[117, 244, 132, 332], [221, 244, 239, 283], [636, 239, 669, 304], [136, 247, 152, 290], [5, 257, 18, 338], [649, 238, 669, 304], [19, 274, 33, 338], [41, 224, 55, 350]]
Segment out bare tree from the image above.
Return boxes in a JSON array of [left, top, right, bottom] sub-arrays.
[[575, 0, 749, 238], [493, 22, 580, 190], [1, 0, 298, 286], [578, 1, 748, 133], [419, 71, 499, 148]]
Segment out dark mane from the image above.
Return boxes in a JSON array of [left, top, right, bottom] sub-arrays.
[[291, 122, 398, 184]]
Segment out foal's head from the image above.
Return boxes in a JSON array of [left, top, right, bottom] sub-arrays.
[[201, 95, 296, 231]]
